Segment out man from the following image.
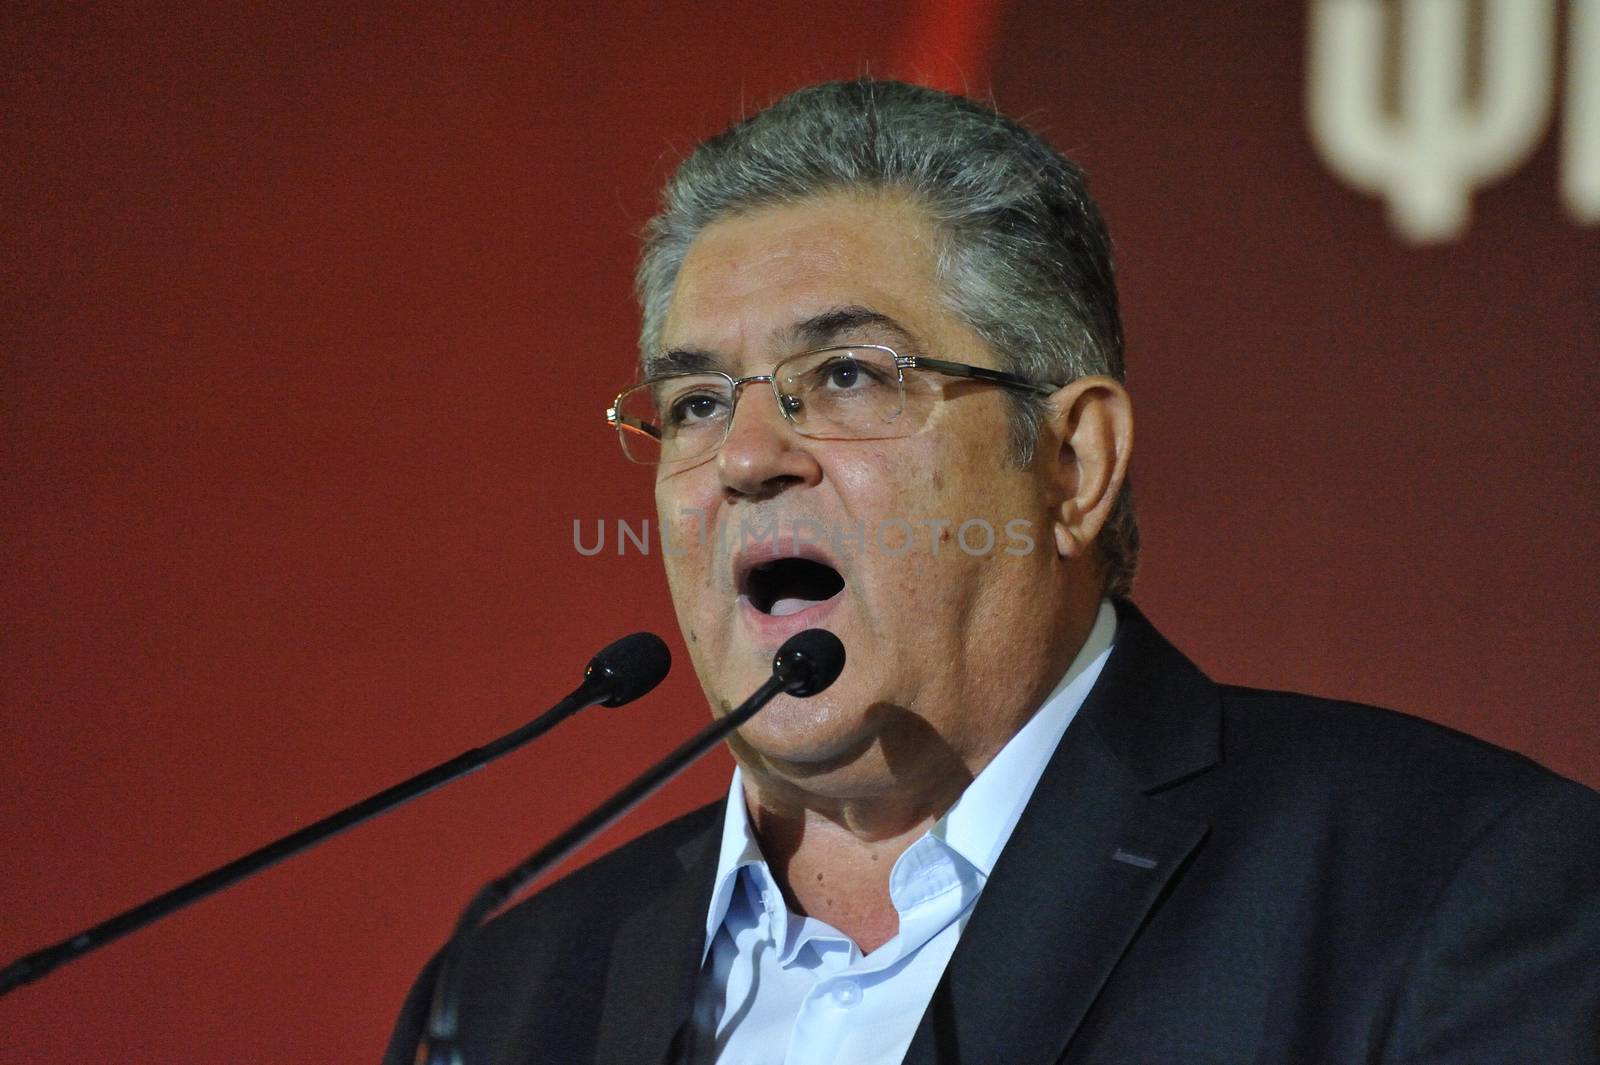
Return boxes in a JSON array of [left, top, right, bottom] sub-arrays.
[[387, 80, 1599, 1064]]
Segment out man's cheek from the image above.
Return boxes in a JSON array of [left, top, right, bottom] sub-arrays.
[[656, 503, 710, 562]]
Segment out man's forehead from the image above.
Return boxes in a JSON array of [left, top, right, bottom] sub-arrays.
[[650, 195, 941, 376]]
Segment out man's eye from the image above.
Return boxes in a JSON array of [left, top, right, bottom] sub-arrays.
[[824, 360, 860, 389], [817, 357, 887, 391], [664, 392, 727, 427]]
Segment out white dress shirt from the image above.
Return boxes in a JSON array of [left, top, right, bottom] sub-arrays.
[[684, 600, 1118, 1065]]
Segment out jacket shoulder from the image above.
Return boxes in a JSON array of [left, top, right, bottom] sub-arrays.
[[1217, 684, 1561, 778], [1208, 684, 1598, 837]]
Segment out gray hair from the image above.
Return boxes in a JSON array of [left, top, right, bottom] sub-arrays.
[[636, 79, 1139, 599]]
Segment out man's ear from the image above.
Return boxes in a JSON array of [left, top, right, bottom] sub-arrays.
[[1043, 375, 1133, 560]]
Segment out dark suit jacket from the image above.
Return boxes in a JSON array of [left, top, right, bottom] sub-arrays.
[[385, 605, 1600, 1064]]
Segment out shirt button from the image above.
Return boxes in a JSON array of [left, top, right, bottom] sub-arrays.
[[832, 979, 862, 1007]]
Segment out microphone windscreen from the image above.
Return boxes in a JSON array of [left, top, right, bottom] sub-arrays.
[[771, 629, 846, 697], [587, 632, 672, 707]]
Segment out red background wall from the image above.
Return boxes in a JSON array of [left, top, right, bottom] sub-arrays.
[[3, 4, 1595, 1061]]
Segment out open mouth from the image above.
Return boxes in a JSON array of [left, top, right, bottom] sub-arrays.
[[744, 557, 846, 617]]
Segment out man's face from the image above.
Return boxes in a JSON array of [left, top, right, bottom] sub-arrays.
[[654, 192, 1063, 794]]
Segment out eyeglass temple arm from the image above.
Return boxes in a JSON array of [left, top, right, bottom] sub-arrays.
[[904, 356, 1062, 397], [606, 405, 663, 441]]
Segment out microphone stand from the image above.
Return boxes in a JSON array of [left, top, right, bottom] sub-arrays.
[[0, 664, 640, 997], [418, 672, 789, 1065]]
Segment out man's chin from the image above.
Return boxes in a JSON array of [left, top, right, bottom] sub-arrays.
[[725, 695, 880, 775]]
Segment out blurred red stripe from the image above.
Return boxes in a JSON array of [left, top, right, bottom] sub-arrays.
[[891, 0, 1009, 93]]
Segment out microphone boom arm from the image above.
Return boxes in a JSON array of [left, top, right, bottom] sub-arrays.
[[0, 633, 670, 998], [463, 672, 785, 939], [420, 627, 846, 1061]]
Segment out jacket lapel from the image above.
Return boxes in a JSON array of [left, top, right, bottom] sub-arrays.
[[590, 802, 724, 1065], [903, 605, 1220, 1065]]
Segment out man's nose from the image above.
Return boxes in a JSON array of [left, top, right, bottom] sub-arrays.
[[716, 384, 822, 498]]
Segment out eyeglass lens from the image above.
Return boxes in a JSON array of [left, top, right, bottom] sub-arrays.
[[616, 347, 934, 463]]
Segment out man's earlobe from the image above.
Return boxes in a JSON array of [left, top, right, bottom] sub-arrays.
[[1054, 522, 1082, 559]]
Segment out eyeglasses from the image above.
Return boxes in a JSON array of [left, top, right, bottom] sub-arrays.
[[606, 344, 1061, 465]]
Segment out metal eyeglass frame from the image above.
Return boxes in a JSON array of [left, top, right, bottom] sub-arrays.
[[605, 343, 1063, 464]]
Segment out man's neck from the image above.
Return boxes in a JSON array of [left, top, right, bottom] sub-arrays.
[[743, 784, 954, 954]]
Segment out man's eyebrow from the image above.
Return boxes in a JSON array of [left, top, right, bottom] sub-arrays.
[[785, 306, 919, 351], [645, 307, 919, 377], [644, 348, 723, 377]]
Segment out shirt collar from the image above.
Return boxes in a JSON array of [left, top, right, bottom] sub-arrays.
[[702, 773, 768, 958], [700, 599, 1119, 957]]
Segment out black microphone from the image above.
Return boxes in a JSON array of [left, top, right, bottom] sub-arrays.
[[419, 628, 846, 1064], [0, 631, 671, 998], [770, 627, 847, 696], [576, 631, 673, 707]]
